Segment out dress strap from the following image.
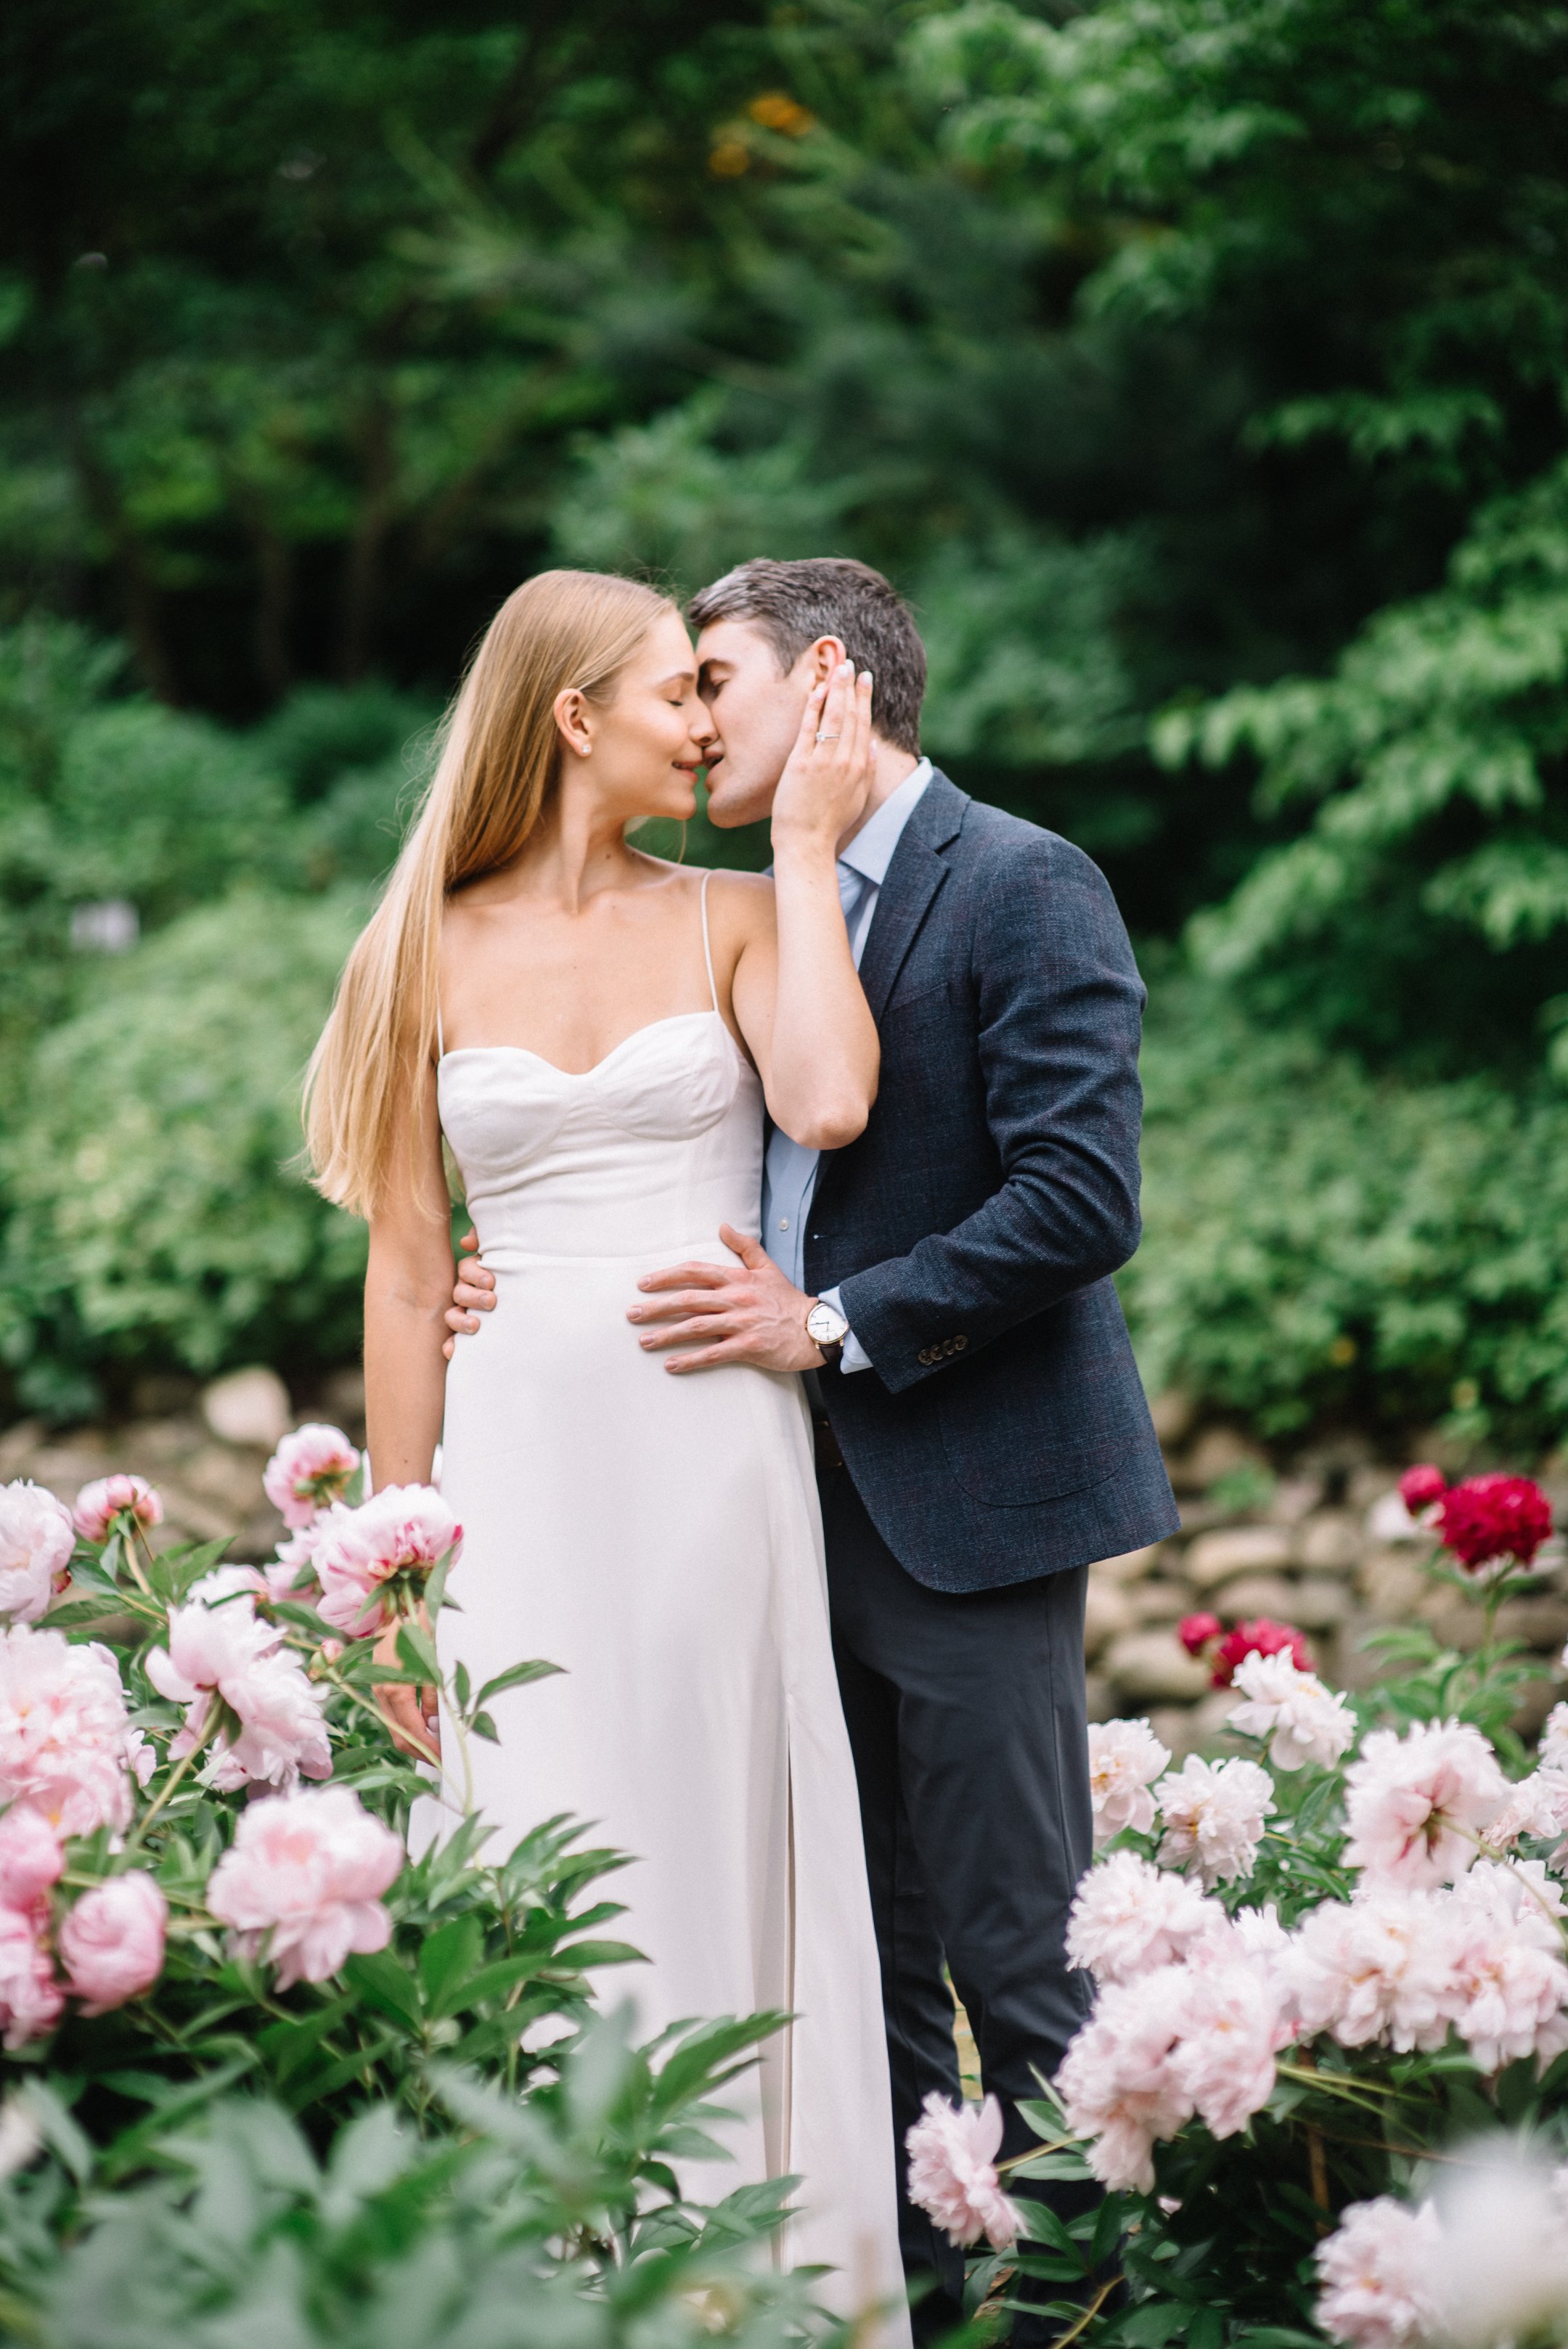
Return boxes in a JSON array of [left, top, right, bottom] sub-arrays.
[[435, 998, 445, 1060], [699, 869, 719, 1013]]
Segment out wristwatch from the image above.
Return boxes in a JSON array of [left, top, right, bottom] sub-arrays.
[[805, 1298, 850, 1361]]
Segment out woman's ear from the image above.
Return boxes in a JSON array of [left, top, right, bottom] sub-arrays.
[[552, 685, 593, 757]]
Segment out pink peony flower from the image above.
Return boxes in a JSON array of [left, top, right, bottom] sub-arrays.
[[73, 1474, 162, 1545], [905, 2093, 1024, 2249], [1540, 1702, 1568, 1776], [205, 1785, 404, 1989], [1167, 1951, 1287, 2143], [1055, 1964, 1196, 2191], [59, 1871, 167, 2014], [1155, 1755, 1275, 1889], [0, 1806, 62, 1914], [1437, 1474, 1553, 1574], [146, 1596, 330, 1791], [1283, 1890, 1458, 2053], [0, 1483, 75, 1625], [1209, 1617, 1312, 1690], [0, 1626, 132, 1837], [1442, 1860, 1568, 2072], [266, 1527, 322, 1603], [263, 1424, 361, 1532], [1315, 2196, 1442, 2349], [311, 1485, 461, 1638], [0, 1907, 62, 2048], [1398, 1464, 1447, 1515], [1227, 1651, 1357, 1772], [1344, 1720, 1507, 1888], [1087, 1718, 1171, 1843], [1066, 1850, 1222, 1985], [1480, 1770, 1568, 1854], [1178, 1612, 1222, 1657]]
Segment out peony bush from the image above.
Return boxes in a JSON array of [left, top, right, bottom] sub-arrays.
[[0, 1437, 829, 2349], [907, 1466, 1568, 2349]]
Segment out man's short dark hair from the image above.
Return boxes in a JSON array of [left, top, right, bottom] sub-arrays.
[[688, 557, 926, 755]]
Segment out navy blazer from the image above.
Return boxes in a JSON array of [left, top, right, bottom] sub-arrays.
[[807, 771, 1179, 1592]]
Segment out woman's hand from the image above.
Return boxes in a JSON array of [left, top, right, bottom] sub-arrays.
[[373, 1602, 442, 1762], [769, 660, 875, 856]]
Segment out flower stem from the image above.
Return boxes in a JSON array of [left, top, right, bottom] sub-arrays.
[[123, 1715, 216, 1853]]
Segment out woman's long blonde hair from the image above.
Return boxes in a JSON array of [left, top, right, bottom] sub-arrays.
[[305, 568, 676, 1217]]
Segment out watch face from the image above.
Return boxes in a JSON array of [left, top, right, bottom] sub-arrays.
[[807, 1303, 848, 1344]]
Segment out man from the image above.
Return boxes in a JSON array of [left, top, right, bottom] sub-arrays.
[[447, 557, 1177, 2334]]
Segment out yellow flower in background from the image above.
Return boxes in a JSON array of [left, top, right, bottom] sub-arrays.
[[748, 91, 816, 136]]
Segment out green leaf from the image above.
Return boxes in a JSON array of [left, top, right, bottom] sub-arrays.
[[419, 1913, 485, 2014], [396, 1622, 441, 1683], [474, 1659, 563, 1708], [469, 1710, 499, 1743], [453, 1661, 470, 1712], [343, 1948, 423, 2028], [1116, 2302, 1189, 2348]]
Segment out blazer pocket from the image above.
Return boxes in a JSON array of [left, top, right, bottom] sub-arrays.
[[934, 1308, 1142, 1506]]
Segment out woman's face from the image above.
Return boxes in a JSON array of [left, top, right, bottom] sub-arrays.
[[564, 608, 715, 826]]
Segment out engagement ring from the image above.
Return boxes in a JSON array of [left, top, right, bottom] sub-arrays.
[[814, 730, 841, 743]]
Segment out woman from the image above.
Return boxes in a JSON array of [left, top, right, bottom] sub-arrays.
[[306, 570, 906, 2326]]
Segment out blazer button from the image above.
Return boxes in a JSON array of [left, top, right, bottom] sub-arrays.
[[954, 1335, 968, 1352], [918, 1348, 932, 1365]]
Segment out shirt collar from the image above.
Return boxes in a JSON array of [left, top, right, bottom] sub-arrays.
[[838, 758, 933, 886]]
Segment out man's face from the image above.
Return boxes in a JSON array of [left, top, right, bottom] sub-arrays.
[[697, 618, 836, 828]]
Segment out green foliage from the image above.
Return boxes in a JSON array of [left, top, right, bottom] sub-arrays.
[[0, 894, 368, 1414], [1124, 982, 1568, 1447]]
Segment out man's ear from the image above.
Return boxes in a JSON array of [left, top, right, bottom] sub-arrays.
[[804, 635, 848, 687]]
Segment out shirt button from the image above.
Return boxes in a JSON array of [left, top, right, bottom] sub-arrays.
[[778, 1218, 789, 1231]]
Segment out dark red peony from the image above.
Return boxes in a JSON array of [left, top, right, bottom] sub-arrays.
[[1209, 1617, 1312, 1690], [1434, 1473, 1553, 1573], [1178, 1611, 1222, 1656], [1398, 1463, 1447, 1514]]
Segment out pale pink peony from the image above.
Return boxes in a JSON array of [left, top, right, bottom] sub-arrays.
[[1480, 1770, 1568, 1853], [146, 1596, 330, 1791], [1315, 2196, 1442, 2349], [266, 1527, 322, 1603], [1066, 1850, 1222, 1985], [186, 1564, 266, 1608], [1281, 1889, 1456, 2053], [59, 1871, 167, 2014], [1155, 1755, 1275, 1889], [1055, 1962, 1196, 2191], [0, 1805, 63, 1913], [1088, 1718, 1171, 1842], [0, 1627, 132, 1837], [0, 1483, 75, 1625], [1442, 1860, 1568, 2072], [73, 1474, 162, 1544], [905, 2093, 1024, 2249], [1344, 1720, 1508, 1888], [205, 1785, 404, 1988], [1167, 1951, 1287, 2143], [311, 1485, 461, 1638], [1228, 1651, 1356, 1772], [1540, 1702, 1568, 1777], [264, 1424, 361, 1531], [0, 1907, 62, 2048]]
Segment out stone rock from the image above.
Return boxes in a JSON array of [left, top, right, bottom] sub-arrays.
[[0, 1420, 45, 1479], [202, 1367, 290, 1450], [1093, 1543, 1168, 1584], [1130, 1578, 1197, 1627], [1494, 1596, 1568, 1651], [1365, 1489, 1424, 1545], [1186, 1427, 1270, 1490], [1359, 1551, 1429, 1622], [1212, 1573, 1299, 1622], [131, 1373, 198, 1418], [181, 1442, 266, 1517], [1084, 1580, 1135, 1660], [1085, 1672, 1114, 1725], [1102, 1630, 1210, 1705], [1267, 1475, 1326, 1526], [1150, 1692, 1234, 1760], [1186, 1525, 1296, 1590], [1148, 1391, 1199, 1449], [1289, 1576, 1354, 1631], [1297, 1511, 1364, 1574]]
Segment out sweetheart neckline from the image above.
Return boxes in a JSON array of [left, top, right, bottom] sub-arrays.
[[438, 1008, 743, 1082]]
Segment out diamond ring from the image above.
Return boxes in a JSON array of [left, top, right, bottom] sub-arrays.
[[814, 730, 841, 743]]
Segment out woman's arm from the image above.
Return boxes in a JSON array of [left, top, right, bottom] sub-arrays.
[[363, 1059, 452, 1490], [729, 662, 881, 1149]]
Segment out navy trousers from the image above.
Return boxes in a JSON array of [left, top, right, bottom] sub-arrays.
[[818, 1455, 1095, 2340]]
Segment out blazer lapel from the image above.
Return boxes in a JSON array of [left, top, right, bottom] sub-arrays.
[[856, 770, 966, 1026]]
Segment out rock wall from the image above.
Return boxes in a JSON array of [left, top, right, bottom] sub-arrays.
[[4, 1374, 1565, 1758]]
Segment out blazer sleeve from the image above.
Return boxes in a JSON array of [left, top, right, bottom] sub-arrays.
[[835, 829, 1146, 1395]]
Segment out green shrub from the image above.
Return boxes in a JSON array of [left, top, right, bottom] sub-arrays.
[[0, 892, 367, 1415], [1124, 979, 1568, 1450]]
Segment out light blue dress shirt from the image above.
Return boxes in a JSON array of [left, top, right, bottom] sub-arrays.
[[761, 758, 932, 1373]]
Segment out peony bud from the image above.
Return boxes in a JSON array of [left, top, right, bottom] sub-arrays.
[[73, 1475, 163, 1545], [1399, 1463, 1447, 1514], [1178, 1612, 1222, 1656], [59, 1871, 167, 2014]]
